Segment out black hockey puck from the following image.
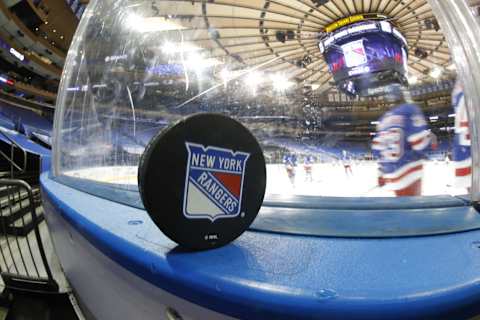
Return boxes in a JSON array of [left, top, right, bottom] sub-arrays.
[[138, 113, 266, 250]]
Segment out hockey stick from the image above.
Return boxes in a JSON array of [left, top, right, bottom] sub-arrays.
[[361, 184, 382, 196]]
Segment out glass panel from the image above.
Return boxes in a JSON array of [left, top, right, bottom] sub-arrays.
[[53, 0, 479, 208]]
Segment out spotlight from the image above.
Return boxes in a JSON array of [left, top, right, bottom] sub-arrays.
[[275, 31, 286, 43], [424, 18, 440, 31], [304, 55, 313, 67], [414, 48, 428, 59], [424, 19, 433, 30]]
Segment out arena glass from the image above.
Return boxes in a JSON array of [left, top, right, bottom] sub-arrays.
[[52, 0, 480, 214]]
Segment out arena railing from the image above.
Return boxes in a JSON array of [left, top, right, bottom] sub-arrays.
[[0, 130, 27, 179]]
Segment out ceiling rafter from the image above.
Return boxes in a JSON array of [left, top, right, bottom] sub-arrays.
[[153, 0, 454, 92]]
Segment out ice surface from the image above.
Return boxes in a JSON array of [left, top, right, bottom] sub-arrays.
[[63, 160, 466, 198]]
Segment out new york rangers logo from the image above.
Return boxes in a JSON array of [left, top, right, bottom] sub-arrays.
[[183, 142, 250, 222]]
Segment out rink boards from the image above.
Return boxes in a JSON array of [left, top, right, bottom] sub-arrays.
[[41, 155, 480, 319]]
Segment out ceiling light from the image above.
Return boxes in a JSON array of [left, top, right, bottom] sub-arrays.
[[9, 48, 24, 61], [429, 68, 442, 79], [220, 68, 231, 84], [126, 13, 142, 29], [44, 21, 48, 25], [53, 29, 56, 33], [185, 54, 221, 73], [244, 71, 263, 95], [408, 75, 418, 85], [161, 42, 176, 55], [185, 54, 205, 70], [270, 74, 294, 91], [447, 64, 456, 71]]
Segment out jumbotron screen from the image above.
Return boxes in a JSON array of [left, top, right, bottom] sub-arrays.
[[319, 21, 409, 96]]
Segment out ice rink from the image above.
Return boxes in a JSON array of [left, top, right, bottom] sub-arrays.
[[64, 160, 468, 198], [267, 160, 468, 197]]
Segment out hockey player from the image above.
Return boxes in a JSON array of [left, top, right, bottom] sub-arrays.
[[303, 155, 314, 182], [451, 80, 471, 192], [341, 150, 353, 176], [283, 153, 297, 186], [372, 84, 432, 197]]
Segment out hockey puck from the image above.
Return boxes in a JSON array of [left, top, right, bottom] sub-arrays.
[[138, 113, 266, 250]]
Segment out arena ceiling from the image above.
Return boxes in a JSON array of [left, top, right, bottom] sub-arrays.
[[144, 0, 454, 92]]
